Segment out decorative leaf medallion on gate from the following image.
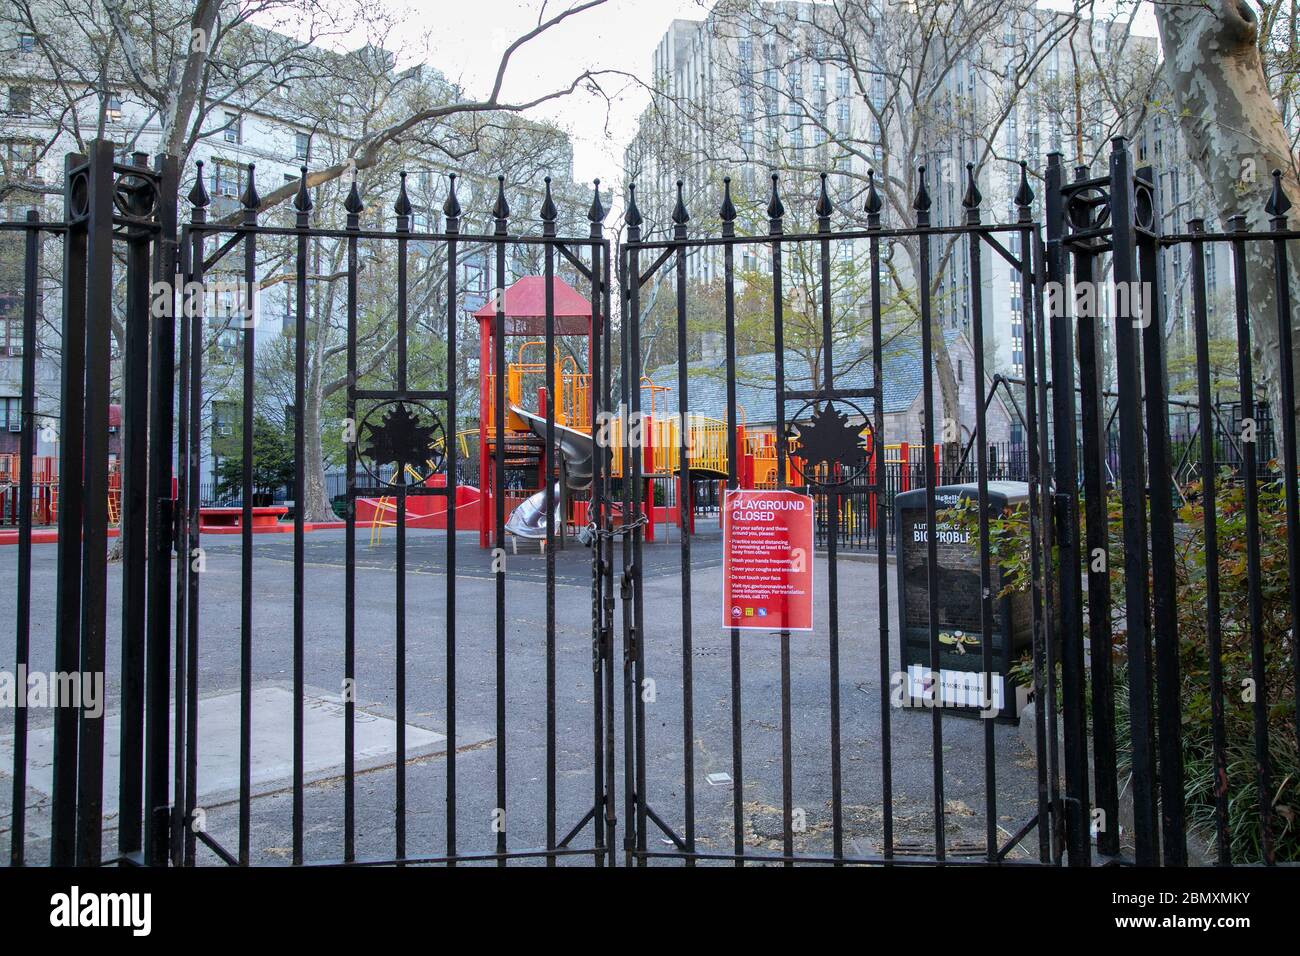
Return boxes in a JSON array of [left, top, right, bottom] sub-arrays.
[[358, 399, 446, 486], [786, 399, 873, 488]]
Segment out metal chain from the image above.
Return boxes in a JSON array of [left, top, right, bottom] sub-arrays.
[[584, 513, 649, 540]]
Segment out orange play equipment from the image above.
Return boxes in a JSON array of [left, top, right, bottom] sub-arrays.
[[473, 276, 782, 546], [351, 274, 945, 548]]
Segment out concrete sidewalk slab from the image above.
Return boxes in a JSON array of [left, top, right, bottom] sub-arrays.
[[0, 685, 449, 819]]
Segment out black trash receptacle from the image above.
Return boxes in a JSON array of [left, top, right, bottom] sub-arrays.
[[894, 481, 1032, 722]]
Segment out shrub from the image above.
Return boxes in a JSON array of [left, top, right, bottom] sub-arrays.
[[946, 474, 1298, 863]]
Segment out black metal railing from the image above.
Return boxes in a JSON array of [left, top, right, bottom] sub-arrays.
[[3, 137, 1295, 870]]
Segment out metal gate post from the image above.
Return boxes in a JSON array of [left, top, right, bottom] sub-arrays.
[[1067, 162, 1120, 860], [1134, 166, 1187, 865], [1107, 139, 1160, 865], [144, 153, 180, 866], [50, 150, 89, 866], [118, 151, 154, 858], [1043, 152, 1091, 865]]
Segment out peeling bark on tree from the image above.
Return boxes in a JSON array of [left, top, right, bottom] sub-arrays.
[[1153, 0, 1300, 434]]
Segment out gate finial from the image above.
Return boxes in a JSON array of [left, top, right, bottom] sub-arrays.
[[767, 173, 784, 234], [393, 170, 412, 220], [961, 163, 981, 224], [1266, 168, 1292, 225], [624, 183, 642, 240], [188, 161, 210, 210], [240, 162, 260, 217], [443, 172, 462, 221], [912, 165, 931, 222], [865, 169, 882, 229], [672, 179, 690, 238], [345, 176, 364, 214], [345, 176, 364, 230], [1014, 161, 1034, 221], [720, 176, 736, 237], [815, 172, 833, 231], [540, 176, 558, 236], [588, 178, 606, 228], [493, 175, 510, 235], [293, 165, 313, 218]]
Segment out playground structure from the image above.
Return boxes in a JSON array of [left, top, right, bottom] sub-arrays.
[[471, 276, 794, 549], [0, 280, 942, 548], [464, 276, 943, 548]]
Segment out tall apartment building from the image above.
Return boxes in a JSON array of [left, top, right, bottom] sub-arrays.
[[625, 0, 1234, 393]]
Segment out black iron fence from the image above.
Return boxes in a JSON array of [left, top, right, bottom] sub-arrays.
[[2, 137, 1296, 869]]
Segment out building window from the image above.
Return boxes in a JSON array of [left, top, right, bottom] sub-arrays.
[[3, 140, 39, 180], [8, 86, 31, 116], [212, 160, 247, 198], [224, 111, 242, 144], [17, 34, 36, 53], [295, 132, 310, 160], [105, 93, 122, 122], [3, 312, 22, 356], [1, 397, 21, 431]]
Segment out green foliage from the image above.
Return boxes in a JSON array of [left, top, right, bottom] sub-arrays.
[[945, 476, 1299, 862], [215, 415, 295, 501]]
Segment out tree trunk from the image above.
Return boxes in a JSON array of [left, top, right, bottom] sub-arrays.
[[301, 317, 335, 523], [933, 329, 962, 474], [1153, 0, 1300, 437]]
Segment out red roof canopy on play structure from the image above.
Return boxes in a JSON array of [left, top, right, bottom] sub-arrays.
[[472, 276, 593, 336]]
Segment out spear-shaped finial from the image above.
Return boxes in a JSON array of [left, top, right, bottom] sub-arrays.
[[1266, 168, 1293, 224], [625, 183, 642, 240], [720, 176, 737, 237], [240, 162, 260, 216], [672, 179, 690, 237], [540, 176, 557, 236], [493, 175, 509, 236], [588, 178, 606, 227], [344, 175, 363, 229], [1014, 161, 1034, 221], [961, 162, 981, 224], [624, 183, 642, 228], [344, 176, 364, 214], [443, 172, 461, 220], [587, 178, 606, 239], [815, 172, 834, 231], [443, 172, 460, 234], [188, 160, 210, 210], [912, 165, 931, 220], [865, 169, 882, 228], [293, 165, 312, 221], [767, 173, 784, 233], [393, 171, 412, 220], [295, 167, 312, 213]]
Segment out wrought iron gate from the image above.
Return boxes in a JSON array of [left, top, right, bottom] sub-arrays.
[[3, 137, 1297, 867], [617, 165, 1057, 865]]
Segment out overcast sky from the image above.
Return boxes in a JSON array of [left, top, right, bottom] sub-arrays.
[[386, 0, 711, 185], [291, 0, 1158, 189]]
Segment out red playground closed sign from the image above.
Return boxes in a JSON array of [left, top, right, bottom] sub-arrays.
[[722, 488, 815, 631]]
